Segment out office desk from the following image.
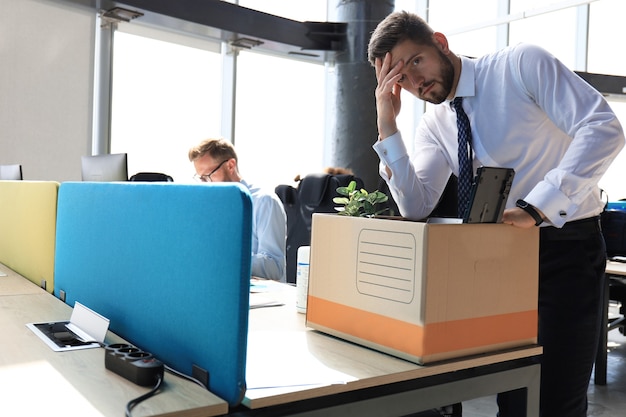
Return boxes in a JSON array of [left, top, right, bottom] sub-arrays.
[[238, 281, 542, 417], [605, 260, 626, 280], [0, 263, 48, 296], [0, 266, 227, 417]]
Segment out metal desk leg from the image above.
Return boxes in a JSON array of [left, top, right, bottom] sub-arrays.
[[594, 272, 609, 385]]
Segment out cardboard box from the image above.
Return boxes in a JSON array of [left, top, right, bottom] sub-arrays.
[[306, 214, 539, 364]]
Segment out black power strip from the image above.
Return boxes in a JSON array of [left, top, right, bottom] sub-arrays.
[[105, 343, 164, 386]]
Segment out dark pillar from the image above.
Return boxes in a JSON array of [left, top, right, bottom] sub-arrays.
[[325, 0, 394, 191]]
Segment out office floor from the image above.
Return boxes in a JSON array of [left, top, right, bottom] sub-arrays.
[[463, 302, 626, 417]]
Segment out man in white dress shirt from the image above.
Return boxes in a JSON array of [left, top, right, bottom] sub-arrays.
[[368, 11, 624, 417]]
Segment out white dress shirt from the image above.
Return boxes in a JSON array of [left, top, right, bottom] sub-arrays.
[[373, 43, 625, 227], [242, 180, 287, 282]]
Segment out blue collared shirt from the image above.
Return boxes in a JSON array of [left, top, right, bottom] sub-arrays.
[[241, 179, 287, 282]]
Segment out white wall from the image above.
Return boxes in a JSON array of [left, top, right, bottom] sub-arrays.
[[0, 0, 95, 181]]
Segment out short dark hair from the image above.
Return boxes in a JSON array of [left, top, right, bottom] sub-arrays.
[[188, 138, 238, 163], [367, 11, 435, 66]]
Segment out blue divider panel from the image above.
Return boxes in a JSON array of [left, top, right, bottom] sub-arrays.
[[54, 182, 252, 406]]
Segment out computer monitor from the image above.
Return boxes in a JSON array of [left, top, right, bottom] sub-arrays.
[[0, 164, 23, 180], [81, 153, 128, 182]]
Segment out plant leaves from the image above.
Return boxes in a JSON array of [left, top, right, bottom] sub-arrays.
[[334, 182, 390, 217], [333, 197, 350, 205]]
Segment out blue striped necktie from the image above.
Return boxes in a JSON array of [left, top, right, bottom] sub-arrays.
[[452, 97, 473, 217]]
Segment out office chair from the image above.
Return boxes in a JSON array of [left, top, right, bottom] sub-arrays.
[[129, 172, 174, 182], [276, 173, 364, 284]]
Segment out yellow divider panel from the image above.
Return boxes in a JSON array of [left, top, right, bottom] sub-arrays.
[[0, 181, 58, 292]]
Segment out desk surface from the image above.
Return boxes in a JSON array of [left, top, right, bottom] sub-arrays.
[[0, 266, 227, 417], [606, 260, 626, 277], [2, 266, 542, 416], [0, 264, 48, 296], [245, 280, 543, 410]]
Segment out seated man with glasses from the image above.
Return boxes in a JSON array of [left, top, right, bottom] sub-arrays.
[[189, 138, 287, 282]]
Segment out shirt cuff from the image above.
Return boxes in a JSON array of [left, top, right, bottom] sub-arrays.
[[372, 131, 408, 166], [525, 181, 578, 228]]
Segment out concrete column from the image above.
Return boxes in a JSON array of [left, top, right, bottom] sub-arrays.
[[325, 0, 394, 191]]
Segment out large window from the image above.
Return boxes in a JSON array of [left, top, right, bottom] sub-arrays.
[[429, 0, 501, 58], [234, 51, 326, 188], [598, 102, 626, 200], [110, 27, 222, 182], [509, 7, 579, 67], [587, 0, 626, 199], [106, 0, 626, 195], [233, 1, 328, 189], [588, 0, 626, 75]]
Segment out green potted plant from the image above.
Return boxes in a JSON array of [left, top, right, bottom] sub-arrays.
[[333, 180, 389, 217]]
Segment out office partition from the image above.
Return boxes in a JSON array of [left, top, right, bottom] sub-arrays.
[[54, 182, 252, 405]]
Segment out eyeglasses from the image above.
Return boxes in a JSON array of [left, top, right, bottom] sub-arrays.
[[193, 159, 228, 182]]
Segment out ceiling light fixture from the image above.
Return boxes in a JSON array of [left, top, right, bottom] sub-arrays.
[[101, 7, 144, 23], [229, 38, 264, 49]]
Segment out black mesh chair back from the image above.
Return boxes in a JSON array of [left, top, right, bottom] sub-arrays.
[[276, 173, 363, 284], [129, 172, 174, 182]]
